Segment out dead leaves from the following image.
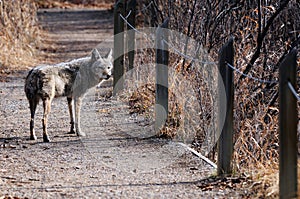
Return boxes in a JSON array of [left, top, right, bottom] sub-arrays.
[[196, 175, 249, 192]]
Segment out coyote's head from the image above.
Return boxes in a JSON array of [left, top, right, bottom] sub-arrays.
[[90, 49, 113, 81]]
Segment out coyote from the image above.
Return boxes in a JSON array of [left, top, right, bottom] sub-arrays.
[[24, 49, 113, 142]]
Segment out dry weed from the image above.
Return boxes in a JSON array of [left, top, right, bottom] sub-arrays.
[[123, 45, 217, 145], [128, 83, 181, 138], [133, 1, 299, 197], [35, 0, 114, 9], [0, 0, 41, 70], [243, 160, 300, 198]]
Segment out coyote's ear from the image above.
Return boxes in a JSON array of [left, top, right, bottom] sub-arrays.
[[106, 49, 113, 61], [91, 49, 102, 62]]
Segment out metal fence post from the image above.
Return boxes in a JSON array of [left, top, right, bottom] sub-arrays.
[[155, 19, 169, 133], [279, 48, 298, 199], [217, 38, 234, 176], [113, 0, 125, 95], [126, 0, 136, 71]]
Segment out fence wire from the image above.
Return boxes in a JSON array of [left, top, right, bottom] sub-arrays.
[[287, 82, 300, 101], [124, 10, 132, 19], [226, 63, 278, 84], [120, 10, 281, 86], [140, 1, 153, 13], [162, 39, 217, 65], [119, 13, 155, 42], [120, 11, 216, 65]]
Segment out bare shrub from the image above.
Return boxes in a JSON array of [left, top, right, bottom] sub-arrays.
[[0, 0, 41, 69], [134, 0, 299, 197]]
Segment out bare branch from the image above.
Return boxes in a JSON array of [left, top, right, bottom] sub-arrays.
[[240, 0, 291, 80], [182, 0, 197, 70]]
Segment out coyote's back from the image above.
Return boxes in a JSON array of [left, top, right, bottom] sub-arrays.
[[24, 61, 81, 102]]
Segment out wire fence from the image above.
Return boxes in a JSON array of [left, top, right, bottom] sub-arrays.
[[113, 1, 299, 197], [288, 81, 300, 101], [119, 11, 283, 85], [119, 13, 151, 39], [118, 9, 300, 111], [226, 62, 278, 84], [140, 0, 153, 13], [162, 39, 217, 65]]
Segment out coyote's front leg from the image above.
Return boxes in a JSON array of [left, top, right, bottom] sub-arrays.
[[74, 97, 86, 137]]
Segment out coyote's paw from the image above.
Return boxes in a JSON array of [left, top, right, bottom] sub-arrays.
[[76, 131, 86, 137], [67, 129, 76, 134], [30, 134, 37, 140], [43, 134, 51, 142]]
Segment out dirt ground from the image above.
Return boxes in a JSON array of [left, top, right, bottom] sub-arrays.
[[0, 8, 249, 198]]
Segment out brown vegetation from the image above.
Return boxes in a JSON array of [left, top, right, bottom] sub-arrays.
[[35, 0, 114, 9], [130, 0, 300, 197], [0, 0, 41, 70], [0, 0, 115, 72]]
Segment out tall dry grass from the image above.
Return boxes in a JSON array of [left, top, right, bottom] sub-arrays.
[[131, 1, 299, 197], [35, 0, 114, 9], [0, 0, 41, 70]]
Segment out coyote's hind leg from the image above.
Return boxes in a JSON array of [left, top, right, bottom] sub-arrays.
[[29, 98, 39, 140], [42, 97, 52, 142], [67, 97, 75, 134]]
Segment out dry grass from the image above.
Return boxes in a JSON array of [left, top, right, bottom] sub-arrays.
[[35, 0, 114, 9], [128, 83, 182, 138], [0, 0, 115, 72], [124, 44, 295, 197], [121, 48, 187, 139], [123, 46, 218, 145], [241, 161, 300, 198], [0, 0, 41, 70], [130, 1, 300, 197]]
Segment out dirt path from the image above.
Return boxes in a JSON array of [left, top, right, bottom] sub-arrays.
[[37, 8, 114, 63], [0, 8, 246, 198]]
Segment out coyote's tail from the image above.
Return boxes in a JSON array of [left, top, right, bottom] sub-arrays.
[[24, 69, 38, 101]]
